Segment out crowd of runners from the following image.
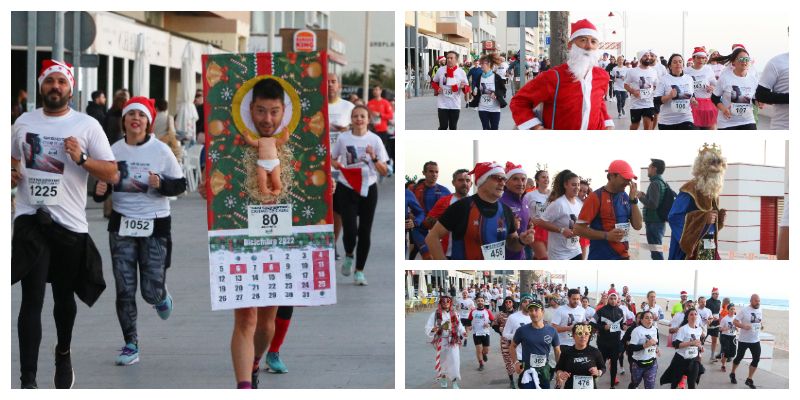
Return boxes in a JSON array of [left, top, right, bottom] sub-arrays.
[[424, 280, 767, 389]]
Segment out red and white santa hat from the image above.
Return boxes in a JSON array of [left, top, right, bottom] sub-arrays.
[[470, 161, 505, 187], [570, 19, 599, 42], [731, 43, 746, 51], [692, 46, 708, 58], [504, 161, 527, 179], [122, 96, 157, 129], [38, 59, 75, 89], [437, 56, 446, 62]]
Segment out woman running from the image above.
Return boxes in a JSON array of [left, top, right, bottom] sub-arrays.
[[628, 311, 660, 389], [661, 308, 705, 388], [536, 170, 583, 260], [492, 297, 518, 388], [468, 53, 507, 130], [611, 61, 630, 118], [711, 48, 762, 130], [655, 54, 697, 130], [685, 47, 718, 129]]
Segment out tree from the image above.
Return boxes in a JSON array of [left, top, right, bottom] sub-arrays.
[[549, 11, 570, 66], [519, 270, 534, 298]]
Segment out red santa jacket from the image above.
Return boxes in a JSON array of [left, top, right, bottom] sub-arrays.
[[510, 64, 613, 130]]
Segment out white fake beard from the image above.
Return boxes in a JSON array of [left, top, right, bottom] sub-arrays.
[[567, 46, 599, 80]]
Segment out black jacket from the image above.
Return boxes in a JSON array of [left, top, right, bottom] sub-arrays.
[[468, 73, 508, 109], [86, 101, 107, 127]]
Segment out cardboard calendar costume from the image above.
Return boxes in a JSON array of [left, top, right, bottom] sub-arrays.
[[203, 51, 335, 310]]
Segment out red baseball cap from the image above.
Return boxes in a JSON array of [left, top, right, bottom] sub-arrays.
[[607, 160, 637, 180]]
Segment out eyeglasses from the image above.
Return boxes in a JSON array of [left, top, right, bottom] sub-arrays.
[[573, 325, 593, 336], [737, 57, 751, 63]]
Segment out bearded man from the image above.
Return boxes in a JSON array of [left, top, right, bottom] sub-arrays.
[[510, 19, 614, 130], [668, 144, 728, 260]]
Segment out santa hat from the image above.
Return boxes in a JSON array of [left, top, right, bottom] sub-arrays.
[[637, 49, 655, 60], [711, 287, 719, 293], [504, 161, 527, 179], [38, 59, 75, 89], [437, 56, 446, 62], [692, 47, 708, 58], [339, 165, 370, 197], [469, 161, 505, 188], [122, 97, 157, 128], [680, 290, 688, 296], [570, 19, 599, 42], [731, 43, 746, 51]]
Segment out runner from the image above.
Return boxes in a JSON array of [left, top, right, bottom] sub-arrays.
[[426, 162, 535, 260], [719, 303, 738, 372], [468, 296, 495, 371], [594, 292, 626, 388], [655, 54, 697, 129], [503, 296, 533, 386], [468, 53, 508, 130], [431, 51, 470, 130], [366, 85, 394, 160], [685, 47, 719, 129], [711, 48, 762, 130], [730, 294, 763, 389], [500, 162, 530, 260], [11, 59, 118, 389], [426, 295, 466, 389], [624, 49, 660, 130], [424, 169, 471, 259], [611, 60, 630, 118], [523, 169, 551, 260], [331, 105, 390, 285], [577, 179, 591, 259], [642, 290, 666, 321], [493, 297, 518, 388], [672, 291, 689, 317], [92, 96, 185, 366], [537, 169, 583, 260], [554, 323, 605, 389], [575, 160, 642, 260], [457, 290, 476, 346], [411, 161, 451, 259], [511, 300, 561, 389], [661, 308, 705, 389], [628, 311, 661, 389], [551, 289, 587, 351], [581, 297, 596, 321], [696, 296, 714, 349]]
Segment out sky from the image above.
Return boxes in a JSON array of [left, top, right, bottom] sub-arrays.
[[403, 136, 787, 193]]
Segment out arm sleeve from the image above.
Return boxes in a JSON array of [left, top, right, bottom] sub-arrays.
[[381, 100, 394, 121], [755, 85, 789, 104], [594, 349, 607, 372], [502, 317, 515, 340], [509, 72, 553, 129], [157, 145, 186, 196], [405, 190, 425, 226], [488, 310, 495, 321]]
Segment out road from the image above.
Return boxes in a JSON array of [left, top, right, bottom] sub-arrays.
[[10, 179, 395, 389]]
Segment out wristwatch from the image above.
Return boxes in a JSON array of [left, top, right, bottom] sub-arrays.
[[630, 199, 639, 204], [372, 157, 379, 163], [77, 152, 88, 165]]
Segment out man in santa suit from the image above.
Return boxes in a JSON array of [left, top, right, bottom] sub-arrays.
[[431, 51, 471, 130], [510, 19, 614, 130]]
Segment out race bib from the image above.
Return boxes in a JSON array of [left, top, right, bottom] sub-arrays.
[[119, 216, 154, 237], [569, 236, 580, 246], [645, 345, 657, 357], [702, 238, 716, 250], [751, 323, 761, 333], [481, 94, 494, 104], [639, 88, 653, 98], [615, 222, 631, 243], [481, 241, 506, 260], [686, 346, 699, 358], [530, 354, 547, 368], [610, 322, 621, 333], [671, 99, 691, 114], [732, 103, 752, 117], [27, 176, 63, 206], [247, 204, 292, 237], [693, 80, 705, 91], [573, 375, 594, 389]]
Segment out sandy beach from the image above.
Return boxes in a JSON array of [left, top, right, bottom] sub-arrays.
[[621, 296, 789, 351]]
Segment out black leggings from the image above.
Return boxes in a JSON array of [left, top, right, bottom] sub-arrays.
[[277, 306, 294, 320], [334, 183, 379, 271], [659, 121, 697, 130], [733, 341, 761, 367], [599, 343, 621, 383], [670, 356, 701, 389], [438, 109, 460, 130]]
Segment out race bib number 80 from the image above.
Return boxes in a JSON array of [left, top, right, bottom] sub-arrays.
[[248, 204, 292, 237]]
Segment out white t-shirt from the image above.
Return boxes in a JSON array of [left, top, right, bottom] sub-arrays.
[[674, 324, 703, 359], [625, 67, 659, 109], [655, 74, 695, 125], [669, 312, 685, 329], [502, 311, 532, 359], [470, 308, 494, 336], [12, 108, 115, 233], [111, 136, 183, 219], [599, 59, 610, 69], [327, 98, 355, 147], [758, 52, 789, 130], [611, 66, 629, 91], [523, 189, 550, 219], [456, 298, 475, 319], [433, 66, 469, 110], [583, 306, 596, 321], [551, 304, 586, 346], [696, 306, 713, 328], [642, 303, 665, 321], [655, 63, 668, 79], [720, 315, 738, 336], [735, 306, 763, 343], [630, 325, 659, 361], [478, 73, 501, 113], [713, 71, 759, 129], [684, 65, 717, 100], [540, 195, 583, 260], [331, 131, 389, 188], [496, 62, 509, 79]]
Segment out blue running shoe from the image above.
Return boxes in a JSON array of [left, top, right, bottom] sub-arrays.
[[266, 352, 288, 373], [341, 256, 354, 277], [354, 271, 368, 286], [116, 343, 140, 366], [155, 293, 173, 320]]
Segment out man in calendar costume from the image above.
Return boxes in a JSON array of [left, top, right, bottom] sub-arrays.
[[668, 144, 728, 260], [425, 295, 466, 389]]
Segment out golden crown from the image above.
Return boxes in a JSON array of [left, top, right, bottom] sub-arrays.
[[698, 142, 722, 157]]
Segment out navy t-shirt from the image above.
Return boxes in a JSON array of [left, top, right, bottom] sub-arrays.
[[513, 323, 559, 365]]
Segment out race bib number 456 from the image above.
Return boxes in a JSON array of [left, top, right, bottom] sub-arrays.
[[481, 241, 505, 260]]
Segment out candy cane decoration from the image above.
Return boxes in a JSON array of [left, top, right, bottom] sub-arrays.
[[434, 337, 442, 381]]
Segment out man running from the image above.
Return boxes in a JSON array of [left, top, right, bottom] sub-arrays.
[[625, 49, 659, 130], [431, 51, 470, 130], [696, 296, 714, 349], [730, 294, 763, 389], [511, 300, 561, 389], [551, 289, 587, 352], [672, 291, 689, 317], [575, 160, 642, 260], [456, 290, 476, 346], [426, 162, 535, 260], [12, 59, 118, 389], [425, 169, 472, 258], [468, 296, 495, 371], [642, 290, 666, 321], [411, 161, 451, 259], [706, 288, 722, 363], [500, 162, 531, 260], [595, 292, 626, 388], [502, 296, 533, 387]]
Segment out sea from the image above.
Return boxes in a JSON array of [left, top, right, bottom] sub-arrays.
[[631, 292, 788, 311]]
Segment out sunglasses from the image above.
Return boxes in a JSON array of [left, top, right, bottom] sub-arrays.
[[489, 175, 507, 182], [737, 57, 751, 63]]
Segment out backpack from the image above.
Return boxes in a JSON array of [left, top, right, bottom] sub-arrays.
[[656, 181, 677, 221]]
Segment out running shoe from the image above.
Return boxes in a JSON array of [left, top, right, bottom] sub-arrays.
[[614, 377, 619, 386], [354, 271, 368, 286], [53, 346, 74, 389], [745, 378, 756, 389], [619, 367, 625, 375], [478, 364, 484, 371], [155, 293, 173, 320], [678, 376, 686, 389], [20, 380, 38, 389], [251, 367, 259, 389], [721, 365, 726, 372], [729, 373, 737, 384], [341, 256, 354, 277], [439, 377, 448, 388], [482, 354, 488, 362], [452, 381, 460, 389], [266, 352, 288, 373], [115, 343, 140, 366]]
